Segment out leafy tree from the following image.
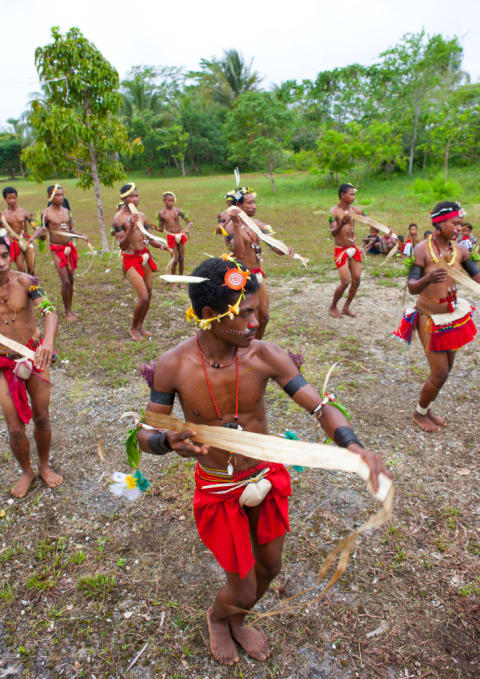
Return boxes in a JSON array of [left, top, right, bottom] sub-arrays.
[[0, 134, 23, 178], [374, 31, 465, 173], [180, 91, 227, 172], [121, 65, 183, 119], [190, 49, 262, 108], [23, 26, 139, 249], [224, 91, 292, 192]]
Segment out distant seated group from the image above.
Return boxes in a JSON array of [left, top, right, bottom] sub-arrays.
[[363, 220, 477, 257]]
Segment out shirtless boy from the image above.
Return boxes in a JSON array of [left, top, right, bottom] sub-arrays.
[[223, 187, 293, 339], [40, 184, 89, 321], [157, 191, 192, 277], [138, 256, 389, 666], [0, 236, 60, 497], [1, 186, 36, 274], [393, 201, 479, 432], [328, 183, 364, 318], [113, 182, 169, 341]]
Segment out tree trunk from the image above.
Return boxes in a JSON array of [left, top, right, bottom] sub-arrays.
[[269, 167, 276, 193], [180, 157, 186, 177], [444, 141, 450, 181], [408, 105, 420, 174], [89, 142, 109, 251]]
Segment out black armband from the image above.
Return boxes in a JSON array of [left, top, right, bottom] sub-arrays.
[[283, 374, 308, 397], [28, 285, 45, 300], [462, 258, 480, 277], [333, 426, 363, 449], [147, 431, 172, 456], [408, 265, 423, 280], [150, 389, 175, 405]]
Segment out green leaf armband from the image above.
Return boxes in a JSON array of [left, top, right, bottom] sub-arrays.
[[126, 425, 141, 470], [40, 299, 56, 316]]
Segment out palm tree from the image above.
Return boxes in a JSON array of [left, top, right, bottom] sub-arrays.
[[190, 49, 263, 107]]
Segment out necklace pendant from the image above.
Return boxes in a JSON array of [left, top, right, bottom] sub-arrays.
[[227, 462, 234, 476], [212, 362, 220, 369]]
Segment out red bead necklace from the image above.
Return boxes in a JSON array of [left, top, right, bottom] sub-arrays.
[[195, 333, 239, 422]]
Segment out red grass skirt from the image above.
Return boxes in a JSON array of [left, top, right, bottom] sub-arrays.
[[393, 305, 477, 352]]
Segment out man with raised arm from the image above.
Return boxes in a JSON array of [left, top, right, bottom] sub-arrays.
[[393, 201, 479, 432], [137, 256, 389, 666], [39, 184, 90, 321], [113, 182, 169, 341], [0, 236, 60, 497], [328, 183, 364, 318], [1, 186, 36, 274]]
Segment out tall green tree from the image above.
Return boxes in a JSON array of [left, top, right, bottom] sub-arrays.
[[23, 26, 139, 249], [190, 49, 262, 108], [374, 31, 465, 173], [224, 91, 292, 192]]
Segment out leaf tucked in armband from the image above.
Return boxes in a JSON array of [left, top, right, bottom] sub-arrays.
[[126, 426, 141, 470]]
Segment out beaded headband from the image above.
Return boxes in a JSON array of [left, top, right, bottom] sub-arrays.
[[431, 203, 464, 225]]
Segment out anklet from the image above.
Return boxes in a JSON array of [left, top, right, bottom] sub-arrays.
[[416, 404, 429, 416]]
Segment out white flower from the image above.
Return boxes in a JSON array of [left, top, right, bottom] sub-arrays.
[[109, 471, 143, 501]]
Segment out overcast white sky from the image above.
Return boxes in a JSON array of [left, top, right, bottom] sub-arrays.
[[1, 0, 479, 128]]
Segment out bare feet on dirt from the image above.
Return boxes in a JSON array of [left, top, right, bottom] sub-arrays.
[[230, 620, 270, 661], [341, 307, 357, 317], [427, 411, 447, 428], [329, 307, 341, 318], [412, 413, 441, 433], [129, 328, 143, 341], [140, 328, 153, 337], [11, 470, 35, 498], [65, 311, 80, 321], [39, 466, 63, 489], [206, 608, 239, 666]]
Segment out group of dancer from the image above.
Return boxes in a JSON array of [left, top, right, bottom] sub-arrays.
[[1, 175, 479, 666]]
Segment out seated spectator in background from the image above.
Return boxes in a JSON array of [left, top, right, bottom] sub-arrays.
[[402, 223, 419, 257], [362, 226, 382, 254], [423, 230, 433, 239], [379, 230, 396, 254], [396, 234, 405, 255], [458, 222, 476, 249]]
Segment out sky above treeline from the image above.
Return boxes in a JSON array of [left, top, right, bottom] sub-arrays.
[[2, 0, 479, 128]]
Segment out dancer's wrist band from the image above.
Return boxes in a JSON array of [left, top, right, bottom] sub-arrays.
[[147, 432, 172, 455], [333, 426, 363, 449]]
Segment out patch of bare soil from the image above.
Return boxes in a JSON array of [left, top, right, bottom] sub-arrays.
[[0, 270, 479, 678]]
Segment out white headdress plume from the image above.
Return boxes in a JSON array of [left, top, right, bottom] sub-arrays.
[[234, 167, 241, 189]]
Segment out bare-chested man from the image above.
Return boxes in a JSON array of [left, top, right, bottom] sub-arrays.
[[328, 183, 364, 318], [0, 236, 60, 497], [222, 187, 293, 339], [1, 186, 36, 274], [157, 191, 192, 278], [39, 184, 89, 321], [393, 201, 479, 432], [113, 182, 169, 341], [137, 256, 389, 666]]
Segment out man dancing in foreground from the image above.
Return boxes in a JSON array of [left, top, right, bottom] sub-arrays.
[[138, 256, 389, 665], [0, 236, 60, 497], [113, 182, 169, 340], [393, 201, 479, 432], [40, 184, 90, 321], [1, 186, 36, 274], [328, 183, 364, 318]]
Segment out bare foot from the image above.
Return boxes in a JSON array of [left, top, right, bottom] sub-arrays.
[[11, 470, 35, 498], [129, 328, 143, 341], [140, 328, 152, 337], [341, 307, 357, 317], [412, 413, 441, 433], [206, 608, 239, 666], [65, 311, 79, 322], [230, 620, 270, 662], [39, 465, 63, 489], [329, 307, 341, 318], [427, 411, 447, 428]]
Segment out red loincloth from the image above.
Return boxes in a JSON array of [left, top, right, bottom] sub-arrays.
[[334, 245, 362, 269], [122, 248, 157, 278], [193, 461, 291, 579], [50, 243, 78, 270], [393, 302, 477, 351], [251, 267, 266, 280], [0, 334, 44, 424], [9, 240, 21, 261], [166, 232, 188, 250]]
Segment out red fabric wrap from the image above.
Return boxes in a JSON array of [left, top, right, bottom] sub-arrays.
[[166, 232, 188, 249], [122, 249, 157, 278], [50, 243, 78, 270], [9, 240, 21, 260], [428, 308, 477, 351], [334, 245, 362, 269], [194, 461, 291, 578], [0, 334, 45, 423], [431, 209, 460, 224]]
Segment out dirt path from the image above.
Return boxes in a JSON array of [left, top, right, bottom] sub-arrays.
[[1, 272, 479, 678]]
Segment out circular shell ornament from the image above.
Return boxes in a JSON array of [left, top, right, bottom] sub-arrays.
[[224, 267, 249, 291]]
